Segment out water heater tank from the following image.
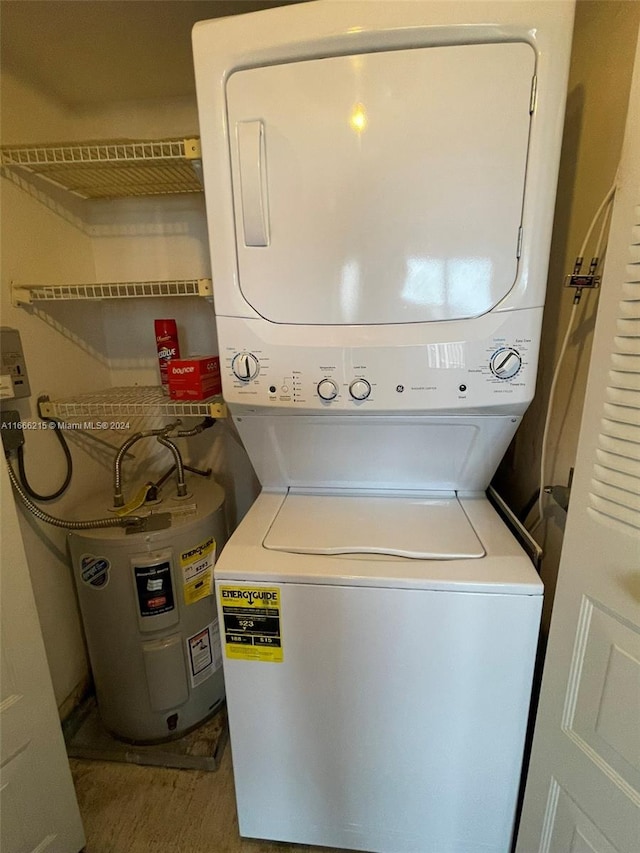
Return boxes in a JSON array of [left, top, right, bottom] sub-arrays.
[[68, 475, 227, 743]]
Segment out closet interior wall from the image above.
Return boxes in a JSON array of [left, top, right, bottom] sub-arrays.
[[495, 0, 640, 630], [0, 53, 258, 716]]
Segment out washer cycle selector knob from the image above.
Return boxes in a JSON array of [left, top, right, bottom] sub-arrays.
[[317, 379, 338, 401], [349, 379, 371, 400], [232, 352, 260, 381], [489, 348, 522, 380]]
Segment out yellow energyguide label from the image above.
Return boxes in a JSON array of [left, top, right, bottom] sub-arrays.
[[181, 537, 215, 605], [219, 586, 283, 662]]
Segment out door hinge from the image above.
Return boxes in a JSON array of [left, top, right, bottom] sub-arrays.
[[529, 75, 538, 114], [517, 226, 523, 258]]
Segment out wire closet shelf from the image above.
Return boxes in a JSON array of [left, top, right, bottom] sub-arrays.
[[0, 138, 203, 199], [39, 387, 227, 421], [12, 279, 213, 306]]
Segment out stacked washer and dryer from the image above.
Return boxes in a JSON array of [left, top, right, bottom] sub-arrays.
[[193, 2, 574, 852]]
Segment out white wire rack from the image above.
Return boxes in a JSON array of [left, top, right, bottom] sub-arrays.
[[12, 278, 213, 306], [0, 138, 203, 198], [38, 387, 227, 420]]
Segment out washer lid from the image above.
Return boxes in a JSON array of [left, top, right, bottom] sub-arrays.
[[263, 492, 484, 560]]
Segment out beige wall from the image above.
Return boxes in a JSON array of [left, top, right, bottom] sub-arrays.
[[495, 0, 640, 630], [1, 71, 108, 712]]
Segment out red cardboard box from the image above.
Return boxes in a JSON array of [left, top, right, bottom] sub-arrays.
[[168, 356, 221, 401]]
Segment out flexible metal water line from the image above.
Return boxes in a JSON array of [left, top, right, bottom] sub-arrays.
[[174, 417, 216, 438], [7, 417, 216, 529], [156, 435, 187, 497], [112, 418, 216, 506], [6, 457, 142, 530], [113, 431, 155, 506], [112, 422, 180, 507]]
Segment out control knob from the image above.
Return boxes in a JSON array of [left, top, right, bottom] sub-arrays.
[[317, 379, 338, 401], [349, 379, 371, 400], [489, 348, 522, 380], [232, 352, 260, 381]]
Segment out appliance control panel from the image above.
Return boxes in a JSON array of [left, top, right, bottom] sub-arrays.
[[218, 312, 540, 413]]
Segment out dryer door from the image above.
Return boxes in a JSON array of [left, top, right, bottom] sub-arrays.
[[226, 41, 535, 326]]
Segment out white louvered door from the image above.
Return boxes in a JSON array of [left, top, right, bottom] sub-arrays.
[[516, 37, 640, 853], [0, 459, 85, 853]]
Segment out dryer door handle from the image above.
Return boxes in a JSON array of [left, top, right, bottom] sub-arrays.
[[237, 120, 270, 247]]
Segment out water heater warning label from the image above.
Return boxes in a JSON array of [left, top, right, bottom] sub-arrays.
[[219, 586, 283, 662], [186, 621, 220, 687]]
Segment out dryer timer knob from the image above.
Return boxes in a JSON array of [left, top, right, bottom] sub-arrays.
[[232, 352, 260, 381], [489, 348, 522, 380]]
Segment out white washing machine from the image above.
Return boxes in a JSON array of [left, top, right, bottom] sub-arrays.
[[215, 490, 541, 852], [192, 2, 574, 851]]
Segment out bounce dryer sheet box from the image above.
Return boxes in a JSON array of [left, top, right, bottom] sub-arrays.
[[168, 356, 221, 400]]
